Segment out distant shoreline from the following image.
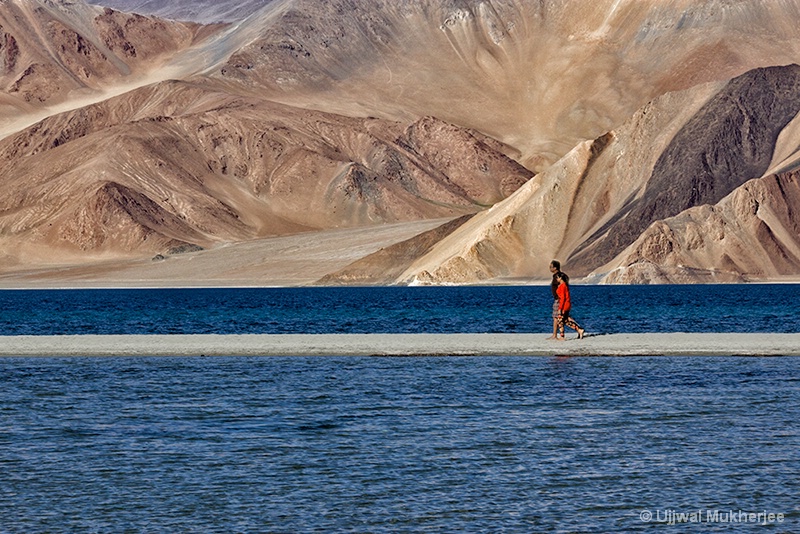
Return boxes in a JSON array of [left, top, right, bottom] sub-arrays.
[[1, 278, 800, 291], [1, 333, 799, 357]]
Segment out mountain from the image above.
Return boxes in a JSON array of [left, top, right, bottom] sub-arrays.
[[0, 0, 215, 132], [84, 0, 272, 23], [206, 0, 800, 172], [386, 65, 800, 285], [3, 0, 800, 285], [571, 65, 800, 272], [88, 0, 800, 170], [597, 170, 800, 283], [0, 79, 530, 264]]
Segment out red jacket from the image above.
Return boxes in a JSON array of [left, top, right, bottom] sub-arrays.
[[556, 282, 571, 313]]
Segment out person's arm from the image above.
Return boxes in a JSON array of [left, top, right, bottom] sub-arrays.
[[557, 284, 566, 313]]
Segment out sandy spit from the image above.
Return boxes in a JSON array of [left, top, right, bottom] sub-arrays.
[[0, 333, 798, 357]]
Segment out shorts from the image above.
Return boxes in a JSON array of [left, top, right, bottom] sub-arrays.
[[552, 300, 560, 319]]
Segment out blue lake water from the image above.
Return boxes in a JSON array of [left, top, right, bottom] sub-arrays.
[[1, 355, 798, 532], [1, 285, 798, 531], [0, 284, 799, 335]]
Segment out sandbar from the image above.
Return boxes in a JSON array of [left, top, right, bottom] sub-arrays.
[[0, 333, 798, 357]]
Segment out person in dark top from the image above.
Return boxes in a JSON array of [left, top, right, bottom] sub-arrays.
[[554, 271, 584, 340], [548, 260, 566, 339]]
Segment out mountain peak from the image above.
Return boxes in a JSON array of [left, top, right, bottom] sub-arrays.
[[3, 0, 800, 285]]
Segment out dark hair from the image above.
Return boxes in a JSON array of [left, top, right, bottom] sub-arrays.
[[550, 260, 561, 270], [556, 272, 568, 283]]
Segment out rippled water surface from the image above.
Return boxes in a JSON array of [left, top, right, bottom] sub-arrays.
[[1, 284, 799, 334], [2, 356, 798, 532]]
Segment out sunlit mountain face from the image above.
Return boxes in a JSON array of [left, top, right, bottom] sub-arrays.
[[2, 0, 800, 285], [84, 0, 274, 23]]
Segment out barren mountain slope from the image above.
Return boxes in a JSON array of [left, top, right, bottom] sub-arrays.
[[0, 0, 213, 121], [597, 170, 800, 283], [209, 0, 800, 170], [0, 79, 530, 266], [387, 81, 720, 283], [85, 0, 273, 23], [317, 214, 474, 286], [569, 64, 800, 272], [4, 0, 800, 285], [389, 64, 800, 284], [0, 218, 452, 287]]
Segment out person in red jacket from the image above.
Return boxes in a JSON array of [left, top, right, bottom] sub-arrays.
[[555, 272, 585, 340], [548, 260, 568, 339]]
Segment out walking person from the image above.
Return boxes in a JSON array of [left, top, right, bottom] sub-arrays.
[[554, 271, 585, 340], [548, 260, 567, 339]]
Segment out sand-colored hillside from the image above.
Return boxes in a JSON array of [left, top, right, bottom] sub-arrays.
[[0, 0, 218, 132], [595, 171, 800, 283], [390, 80, 724, 283], [388, 66, 800, 285], [4, 0, 800, 286], [0, 79, 530, 263], [0, 218, 454, 288], [86, 0, 271, 23], [210, 0, 800, 171]]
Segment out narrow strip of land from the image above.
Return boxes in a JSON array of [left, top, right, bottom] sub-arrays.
[[0, 333, 798, 357]]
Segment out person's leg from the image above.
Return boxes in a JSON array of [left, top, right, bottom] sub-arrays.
[[549, 301, 559, 339], [564, 316, 585, 339]]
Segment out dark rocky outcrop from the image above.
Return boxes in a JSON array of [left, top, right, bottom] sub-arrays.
[[602, 170, 800, 283], [57, 181, 206, 252], [569, 64, 800, 274]]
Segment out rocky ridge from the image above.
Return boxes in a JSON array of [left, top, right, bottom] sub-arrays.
[[570, 65, 800, 272], [85, 0, 272, 24], [0, 79, 531, 264], [208, 0, 800, 171], [598, 171, 800, 283], [3, 0, 800, 284], [0, 0, 211, 118], [387, 65, 800, 285]]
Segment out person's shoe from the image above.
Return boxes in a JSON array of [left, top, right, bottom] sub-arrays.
[[577, 328, 585, 339]]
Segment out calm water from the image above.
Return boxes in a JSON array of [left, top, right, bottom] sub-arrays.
[[1, 356, 798, 532], [1, 284, 799, 335], [1, 286, 798, 531]]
